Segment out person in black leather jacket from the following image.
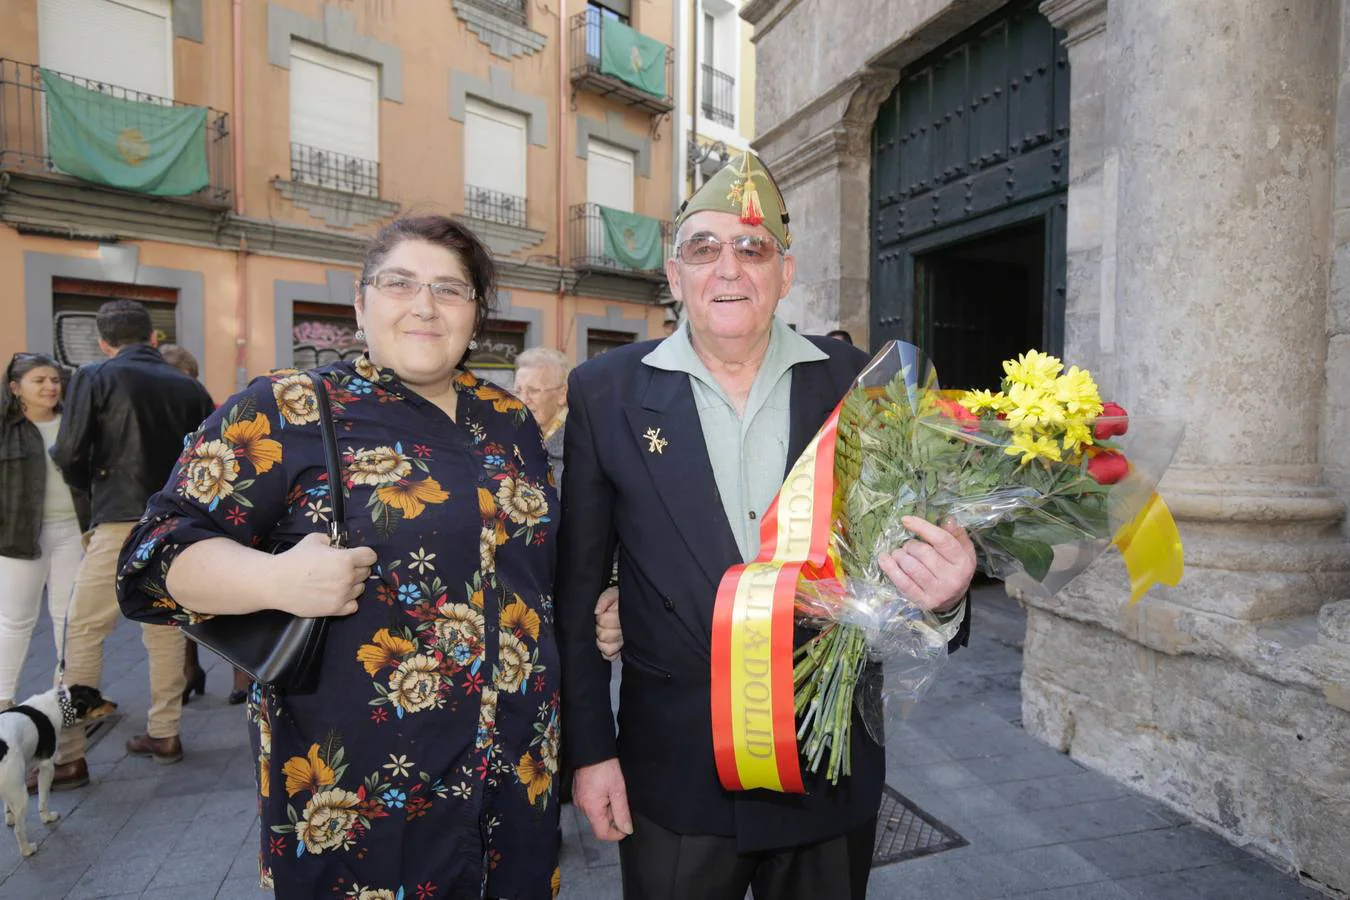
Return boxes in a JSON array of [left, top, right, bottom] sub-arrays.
[[41, 300, 215, 790]]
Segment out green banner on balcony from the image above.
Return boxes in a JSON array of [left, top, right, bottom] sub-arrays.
[[41, 68, 210, 197], [599, 17, 666, 98], [599, 206, 663, 271]]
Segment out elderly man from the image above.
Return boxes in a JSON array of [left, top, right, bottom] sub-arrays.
[[513, 346, 570, 492], [556, 153, 975, 900]]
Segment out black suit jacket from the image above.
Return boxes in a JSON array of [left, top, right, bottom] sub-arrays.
[[557, 334, 971, 852]]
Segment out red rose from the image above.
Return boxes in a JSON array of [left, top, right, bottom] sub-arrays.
[[1093, 402, 1129, 440], [1086, 449, 1129, 485], [932, 396, 980, 432]]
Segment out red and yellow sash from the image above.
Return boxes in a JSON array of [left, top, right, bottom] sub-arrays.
[[710, 406, 843, 793]]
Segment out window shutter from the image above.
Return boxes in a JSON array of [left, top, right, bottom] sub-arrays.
[[586, 139, 635, 213], [464, 99, 527, 199], [38, 0, 172, 98], [590, 0, 631, 20], [289, 42, 379, 162]]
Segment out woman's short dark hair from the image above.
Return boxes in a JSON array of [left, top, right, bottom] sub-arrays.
[[97, 299, 154, 348], [3, 352, 64, 419], [359, 216, 497, 362]]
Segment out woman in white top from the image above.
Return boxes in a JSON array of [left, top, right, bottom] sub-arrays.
[[0, 352, 87, 706]]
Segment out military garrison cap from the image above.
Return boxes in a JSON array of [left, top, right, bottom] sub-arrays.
[[674, 151, 791, 249]]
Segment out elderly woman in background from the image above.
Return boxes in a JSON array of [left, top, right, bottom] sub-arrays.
[[512, 347, 570, 493], [0, 352, 86, 708], [118, 216, 562, 899]]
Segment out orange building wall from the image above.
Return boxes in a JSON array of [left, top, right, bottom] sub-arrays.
[[2, 0, 676, 397]]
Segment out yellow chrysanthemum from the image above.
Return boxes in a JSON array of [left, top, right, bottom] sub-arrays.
[[1003, 382, 1066, 431], [1053, 366, 1104, 418], [1005, 432, 1063, 464], [958, 388, 1004, 414], [1002, 350, 1063, 388], [1062, 421, 1095, 454]]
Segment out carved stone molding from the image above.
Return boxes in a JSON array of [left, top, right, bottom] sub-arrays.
[[761, 69, 898, 189], [267, 3, 404, 102], [271, 179, 400, 230], [740, 0, 806, 43], [452, 1, 548, 60], [840, 68, 901, 157], [452, 214, 547, 257], [0, 172, 662, 301], [1040, 0, 1108, 47]]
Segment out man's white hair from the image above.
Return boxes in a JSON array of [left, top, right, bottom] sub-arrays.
[[515, 346, 571, 376]]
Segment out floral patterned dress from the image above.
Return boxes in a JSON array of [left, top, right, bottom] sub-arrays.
[[117, 358, 562, 900]]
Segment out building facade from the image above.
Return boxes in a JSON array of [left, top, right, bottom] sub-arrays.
[[675, 0, 755, 193], [746, 0, 1350, 893], [0, 0, 682, 398]]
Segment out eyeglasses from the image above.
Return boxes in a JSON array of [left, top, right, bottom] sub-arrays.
[[362, 272, 476, 304], [676, 234, 783, 266], [7, 352, 36, 380], [516, 384, 563, 399]]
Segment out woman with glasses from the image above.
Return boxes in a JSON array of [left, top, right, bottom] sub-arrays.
[[0, 352, 87, 709], [118, 216, 562, 899]]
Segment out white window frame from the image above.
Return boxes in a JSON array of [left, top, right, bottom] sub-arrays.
[[464, 97, 528, 201], [694, 0, 743, 148], [586, 138, 636, 213], [38, 0, 175, 98], [288, 40, 381, 163]]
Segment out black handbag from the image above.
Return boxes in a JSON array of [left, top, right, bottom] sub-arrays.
[[181, 372, 347, 695]]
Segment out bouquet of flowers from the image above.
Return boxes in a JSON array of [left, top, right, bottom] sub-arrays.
[[788, 343, 1185, 784]]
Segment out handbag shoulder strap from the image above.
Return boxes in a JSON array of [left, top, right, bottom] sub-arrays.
[[307, 370, 347, 548]]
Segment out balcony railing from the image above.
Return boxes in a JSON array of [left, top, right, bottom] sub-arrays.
[[289, 142, 380, 198], [569, 11, 674, 114], [465, 185, 527, 229], [569, 202, 672, 279], [457, 0, 527, 26], [0, 58, 232, 206], [701, 63, 735, 128]]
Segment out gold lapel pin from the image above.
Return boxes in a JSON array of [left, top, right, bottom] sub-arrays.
[[643, 426, 668, 455]]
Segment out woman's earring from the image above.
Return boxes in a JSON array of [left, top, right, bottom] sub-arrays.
[[468, 339, 479, 351], [354, 329, 366, 343]]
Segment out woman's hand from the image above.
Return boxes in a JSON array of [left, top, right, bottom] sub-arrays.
[[594, 586, 622, 661], [271, 533, 378, 618], [877, 517, 976, 612]]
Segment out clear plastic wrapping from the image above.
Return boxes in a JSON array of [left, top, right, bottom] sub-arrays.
[[793, 342, 1184, 773]]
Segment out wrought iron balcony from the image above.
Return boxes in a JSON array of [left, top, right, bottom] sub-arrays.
[[289, 142, 380, 199], [0, 58, 232, 207], [569, 202, 672, 280], [701, 63, 735, 128], [569, 11, 674, 114], [457, 0, 527, 26], [464, 185, 527, 229]]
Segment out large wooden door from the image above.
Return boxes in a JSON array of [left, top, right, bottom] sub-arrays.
[[871, 0, 1069, 372]]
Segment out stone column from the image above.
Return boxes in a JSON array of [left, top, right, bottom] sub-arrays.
[[755, 70, 897, 343], [1108, 0, 1348, 621], [1041, 0, 1112, 385]]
